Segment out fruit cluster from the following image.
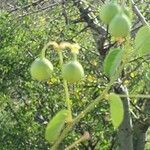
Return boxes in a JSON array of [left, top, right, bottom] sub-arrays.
[[100, 2, 132, 39], [30, 42, 84, 83]]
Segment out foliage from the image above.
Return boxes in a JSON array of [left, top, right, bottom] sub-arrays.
[[0, 0, 150, 149]]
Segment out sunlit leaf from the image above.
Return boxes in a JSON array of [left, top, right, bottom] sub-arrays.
[[103, 48, 123, 77], [108, 93, 124, 128], [135, 25, 150, 56], [45, 109, 69, 143]]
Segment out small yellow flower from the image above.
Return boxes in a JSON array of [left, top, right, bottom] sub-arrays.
[[69, 43, 80, 54], [130, 73, 135, 78], [86, 75, 96, 82], [124, 80, 129, 84]]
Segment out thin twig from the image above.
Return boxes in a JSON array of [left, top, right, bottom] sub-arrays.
[[9, 0, 44, 13], [119, 94, 150, 99], [65, 132, 90, 150], [17, 3, 58, 18]]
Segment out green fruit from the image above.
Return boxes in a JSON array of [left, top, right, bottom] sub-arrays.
[[62, 61, 84, 82], [30, 57, 53, 81], [135, 25, 150, 56], [45, 109, 69, 143], [109, 14, 131, 38], [100, 2, 121, 24]]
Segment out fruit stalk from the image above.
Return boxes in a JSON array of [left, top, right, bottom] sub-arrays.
[[41, 41, 59, 59], [58, 50, 72, 122], [41, 42, 50, 59], [72, 52, 77, 61]]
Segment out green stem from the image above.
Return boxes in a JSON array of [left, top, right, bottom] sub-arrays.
[[119, 94, 150, 99], [74, 68, 120, 123], [72, 53, 77, 61], [41, 41, 54, 59], [66, 136, 86, 150], [58, 51, 72, 122]]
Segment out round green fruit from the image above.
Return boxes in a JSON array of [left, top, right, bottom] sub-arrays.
[[30, 57, 53, 81], [62, 61, 84, 82], [109, 14, 131, 38], [100, 2, 121, 24]]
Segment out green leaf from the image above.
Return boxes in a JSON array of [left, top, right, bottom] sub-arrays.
[[108, 93, 124, 128], [146, 71, 150, 81], [135, 25, 150, 56], [45, 109, 69, 143], [103, 48, 123, 77]]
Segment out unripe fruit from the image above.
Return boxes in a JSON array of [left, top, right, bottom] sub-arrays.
[[100, 2, 121, 24], [109, 14, 131, 38], [62, 61, 84, 82], [30, 58, 53, 81]]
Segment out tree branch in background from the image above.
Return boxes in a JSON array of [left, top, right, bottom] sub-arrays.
[[133, 99, 150, 150], [114, 81, 133, 150], [73, 0, 106, 35], [9, 0, 44, 13], [72, 0, 107, 57], [17, 3, 59, 18], [131, 0, 149, 26]]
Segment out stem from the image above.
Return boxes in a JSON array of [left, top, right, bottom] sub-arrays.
[[74, 69, 120, 123], [65, 136, 86, 150], [119, 94, 150, 99], [41, 43, 49, 58], [72, 53, 77, 61], [41, 41, 57, 59], [58, 51, 72, 122]]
